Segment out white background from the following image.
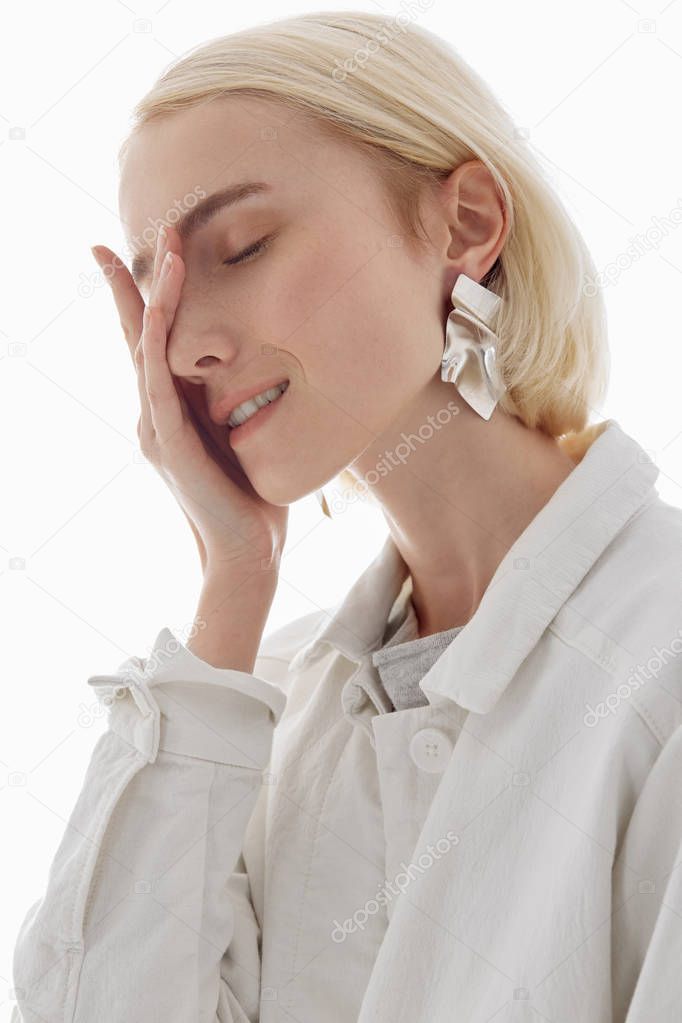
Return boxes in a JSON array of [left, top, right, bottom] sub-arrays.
[[2, 0, 682, 1016]]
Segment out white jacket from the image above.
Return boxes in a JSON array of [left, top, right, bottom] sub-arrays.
[[11, 418, 682, 1022]]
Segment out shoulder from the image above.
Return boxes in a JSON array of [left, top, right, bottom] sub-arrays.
[[622, 490, 682, 563], [596, 491, 682, 610], [562, 492, 682, 742]]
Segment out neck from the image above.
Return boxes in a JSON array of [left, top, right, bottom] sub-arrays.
[[347, 379, 578, 635]]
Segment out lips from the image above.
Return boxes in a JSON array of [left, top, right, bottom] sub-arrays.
[[208, 376, 290, 426]]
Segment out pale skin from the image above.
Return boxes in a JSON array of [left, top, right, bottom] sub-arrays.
[[92, 94, 577, 667]]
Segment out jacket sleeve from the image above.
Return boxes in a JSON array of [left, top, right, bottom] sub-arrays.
[[612, 720, 682, 1023], [10, 625, 288, 1023]]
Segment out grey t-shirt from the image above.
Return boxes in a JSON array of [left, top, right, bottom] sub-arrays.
[[370, 577, 464, 711]]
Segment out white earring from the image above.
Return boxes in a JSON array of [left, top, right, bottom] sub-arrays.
[[441, 273, 506, 420]]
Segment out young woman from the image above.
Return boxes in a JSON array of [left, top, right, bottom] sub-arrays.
[[12, 11, 682, 1022]]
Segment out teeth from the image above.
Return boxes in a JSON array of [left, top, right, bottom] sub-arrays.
[[228, 380, 289, 427]]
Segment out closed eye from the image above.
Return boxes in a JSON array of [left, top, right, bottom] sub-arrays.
[[223, 235, 272, 266]]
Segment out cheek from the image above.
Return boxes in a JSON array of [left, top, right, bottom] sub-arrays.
[[253, 232, 441, 434], [265, 240, 355, 344], [268, 231, 391, 359]]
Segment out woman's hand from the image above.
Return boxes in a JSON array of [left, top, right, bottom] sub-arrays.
[[90, 225, 289, 578]]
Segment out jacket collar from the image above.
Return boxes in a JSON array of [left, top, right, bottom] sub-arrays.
[[289, 419, 659, 715]]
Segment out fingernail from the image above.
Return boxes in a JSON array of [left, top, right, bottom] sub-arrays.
[[90, 245, 104, 266]]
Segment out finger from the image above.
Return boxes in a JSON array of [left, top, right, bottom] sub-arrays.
[[143, 298, 184, 447], [135, 307, 154, 445], [151, 244, 186, 335], [149, 225, 184, 329], [136, 238, 186, 448], [92, 230, 185, 453], [145, 236, 186, 423], [92, 246, 144, 363], [149, 225, 167, 300]]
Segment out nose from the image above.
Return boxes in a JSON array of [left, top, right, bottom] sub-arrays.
[[165, 281, 240, 382]]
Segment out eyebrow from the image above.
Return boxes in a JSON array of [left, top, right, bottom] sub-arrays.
[[129, 180, 272, 285]]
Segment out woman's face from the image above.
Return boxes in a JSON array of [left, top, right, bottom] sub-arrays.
[[118, 95, 451, 505]]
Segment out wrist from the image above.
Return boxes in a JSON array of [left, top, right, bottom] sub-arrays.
[[188, 567, 277, 672], [204, 544, 282, 582], [204, 555, 279, 586]]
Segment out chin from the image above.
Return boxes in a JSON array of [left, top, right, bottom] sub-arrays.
[[248, 471, 301, 507]]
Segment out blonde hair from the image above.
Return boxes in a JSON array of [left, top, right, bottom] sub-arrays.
[[120, 10, 609, 494]]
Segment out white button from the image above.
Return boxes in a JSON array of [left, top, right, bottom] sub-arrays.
[[408, 728, 453, 773]]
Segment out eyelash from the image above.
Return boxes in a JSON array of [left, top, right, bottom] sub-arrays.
[[223, 235, 271, 266]]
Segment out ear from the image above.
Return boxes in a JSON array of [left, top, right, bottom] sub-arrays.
[[437, 159, 508, 297]]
